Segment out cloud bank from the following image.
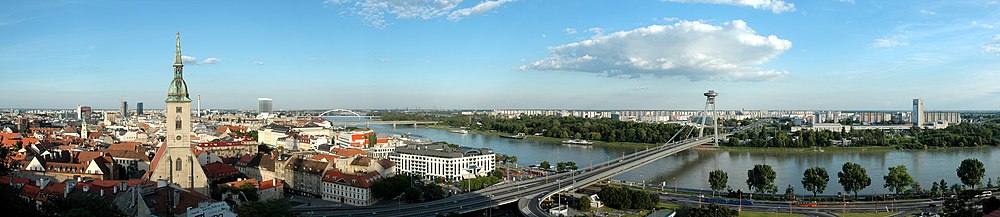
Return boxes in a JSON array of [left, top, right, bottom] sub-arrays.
[[522, 20, 792, 81], [326, 0, 515, 28], [667, 0, 795, 14]]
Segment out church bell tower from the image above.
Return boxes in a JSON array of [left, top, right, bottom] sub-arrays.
[[150, 32, 207, 194]]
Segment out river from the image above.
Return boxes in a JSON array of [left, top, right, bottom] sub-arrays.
[[361, 124, 999, 196]]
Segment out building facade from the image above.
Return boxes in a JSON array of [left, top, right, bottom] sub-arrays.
[[389, 143, 494, 181], [912, 98, 924, 126]]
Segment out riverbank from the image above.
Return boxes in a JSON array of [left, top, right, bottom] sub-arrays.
[[422, 125, 660, 149]]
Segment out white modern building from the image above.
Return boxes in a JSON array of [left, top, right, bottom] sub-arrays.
[[913, 98, 924, 126], [389, 143, 495, 181]]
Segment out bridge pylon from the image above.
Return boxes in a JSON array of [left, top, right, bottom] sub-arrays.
[[699, 90, 720, 146]]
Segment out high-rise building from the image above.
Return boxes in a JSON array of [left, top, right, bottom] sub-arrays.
[[120, 98, 129, 119], [258, 98, 273, 114], [912, 98, 924, 126], [147, 32, 208, 195], [136, 102, 144, 116], [77, 106, 92, 120]]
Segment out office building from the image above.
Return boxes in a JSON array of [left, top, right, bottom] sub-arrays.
[[258, 98, 273, 114], [120, 98, 128, 118], [912, 98, 924, 126], [136, 102, 144, 116], [77, 106, 92, 120], [389, 143, 495, 181]]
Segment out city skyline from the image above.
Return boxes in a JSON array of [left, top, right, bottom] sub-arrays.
[[3, 1, 1000, 110]]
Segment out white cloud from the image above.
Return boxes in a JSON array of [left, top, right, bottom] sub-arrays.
[[984, 34, 1000, 57], [564, 28, 577, 34], [180, 55, 222, 65], [660, 17, 680, 23], [586, 27, 603, 34], [988, 1, 998, 5], [871, 35, 908, 48], [837, 0, 855, 5], [447, 0, 515, 21], [326, 0, 514, 28], [667, 0, 795, 14], [199, 57, 221, 64], [181, 55, 197, 64], [919, 9, 936, 15], [972, 21, 995, 29], [521, 20, 792, 81], [253, 60, 265, 65]]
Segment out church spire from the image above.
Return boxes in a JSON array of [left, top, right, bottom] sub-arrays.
[[173, 32, 183, 66], [167, 32, 191, 102]]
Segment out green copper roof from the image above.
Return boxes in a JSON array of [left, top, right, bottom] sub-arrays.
[[167, 32, 191, 102]]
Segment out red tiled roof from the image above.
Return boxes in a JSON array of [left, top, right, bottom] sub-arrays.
[[75, 151, 105, 163], [142, 143, 169, 180], [321, 170, 382, 188], [220, 178, 258, 189], [203, 162, 241, 179], [310, 154, 339, 162], [108, 142, 141, 151], [258, 179, 283, 190], [40, 182, 67, 198], [377, 159, 395, 169], [21, 185, 40, 199], [331, 148, 365, 157]]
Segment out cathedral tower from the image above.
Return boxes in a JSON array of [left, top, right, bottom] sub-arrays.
[[149, 32, 207, 194]]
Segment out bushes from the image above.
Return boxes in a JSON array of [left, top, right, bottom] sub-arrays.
[[597, 186, 658, 210]]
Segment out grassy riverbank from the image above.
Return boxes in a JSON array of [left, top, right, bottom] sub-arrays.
[[420, 125, 921, 151]]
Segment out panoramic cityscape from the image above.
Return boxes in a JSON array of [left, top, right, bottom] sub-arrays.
[[2, 1, 1000, 217]]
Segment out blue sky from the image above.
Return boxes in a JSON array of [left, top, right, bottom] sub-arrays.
[[2, 0, 1000, 110]]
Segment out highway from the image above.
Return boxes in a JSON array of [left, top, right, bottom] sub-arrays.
[[299, 136, 718, 217]]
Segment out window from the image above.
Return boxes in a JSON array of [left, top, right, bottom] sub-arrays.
[[176, 107, 182, 113], [176, 119, 182, 130], [176, 158, 183, 171]]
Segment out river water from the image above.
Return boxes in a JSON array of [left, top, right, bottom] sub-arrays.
[[362, 124, 999, 196]]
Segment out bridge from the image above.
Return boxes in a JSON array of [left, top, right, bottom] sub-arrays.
[[327, 120, 440, 128], [300, 135, 722, 217]]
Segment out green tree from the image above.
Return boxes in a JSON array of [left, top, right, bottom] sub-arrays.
[[957, 158, 986, 189], [687, 204, 739, 217], [556, 162, 566, 172], [709, 169, 728, 195], [540, 161, 551, 170], [837, 162, 871, 199], [578, 196, 592, 212], [234, 199, 294, 217], [883, 165, 915, 195], [42, 193, 126, 217], [785, 184, 796, 200], [746, 164, 778, 194], [801, 166, 830, 197]]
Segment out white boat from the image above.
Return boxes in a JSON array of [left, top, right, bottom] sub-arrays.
[[561, 139, 593, 145], [451, 129, 469, 134]]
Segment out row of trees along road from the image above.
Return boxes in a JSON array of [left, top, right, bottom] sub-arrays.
[[706, 158, 989, 199]]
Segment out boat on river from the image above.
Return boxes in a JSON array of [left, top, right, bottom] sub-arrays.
[[451, 129, 469, 134], [500, 133, 527, 139], [561, 139, 593, 145]]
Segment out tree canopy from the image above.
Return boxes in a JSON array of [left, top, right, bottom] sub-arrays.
[[801, 166, 829, 197], [746, 164, 778, 194], [838, 162, 871, 198], [957, 158, 986, 189]]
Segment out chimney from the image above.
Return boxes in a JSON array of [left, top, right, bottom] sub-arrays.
[[113, 186, 118, 194], [100, 189, 104, 197], [272, 179, 276, 186]]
